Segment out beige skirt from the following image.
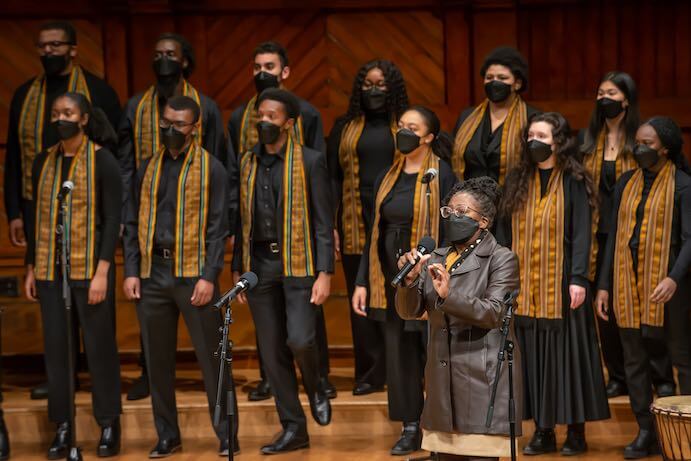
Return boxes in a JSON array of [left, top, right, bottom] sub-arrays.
[[422, 430, 514, 457]]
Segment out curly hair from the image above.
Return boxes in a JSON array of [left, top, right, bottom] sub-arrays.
[[480, 46, 529, 93], [343, 59, 408, 124], [157, 33, 195, 78], [444, 176, 502, 224], [500, 112, 597, 217]]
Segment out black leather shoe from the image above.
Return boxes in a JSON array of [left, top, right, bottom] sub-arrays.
[[352, 382, 384, 396], [47, 422, 71, 460], [127, 373, 150, 401], [260, 427, 309, 454], [218, 438, 240, 456], [623, 430, 659, 459], [390, 422, 421, 455], [320, 377, 337, 399], [523, 429, 557, 455], [0, 416, 10, 461], [308, 391, 331, 426], [30, 382, 49, 400], [606, 380, 628, 398], [149, 437, 182, 458], [656, 383, 675, 398], [248, 380, 272, 401], [97, 419, 120, 457], [561, 430, 587, 456]]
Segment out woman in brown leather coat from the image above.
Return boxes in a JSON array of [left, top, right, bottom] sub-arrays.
[[396, 177, 521, 461]]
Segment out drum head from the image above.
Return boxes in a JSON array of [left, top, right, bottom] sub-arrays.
[[652, 396, 691, 414]]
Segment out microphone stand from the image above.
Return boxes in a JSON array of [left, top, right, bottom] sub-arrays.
[[57, 197, 82, 461], [213, 296, 236, 460], [485, 294, 517, 461]]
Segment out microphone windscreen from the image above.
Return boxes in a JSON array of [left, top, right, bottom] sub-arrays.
[[418, 236, 436, 253], [240, 271, 259, 289]]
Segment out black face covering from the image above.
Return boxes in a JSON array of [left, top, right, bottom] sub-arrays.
[[396, 129, 420, 154], [52, 120, 81, 140], [153, 57, 183, 98], [362, 87, 387, 112], [598, 97, 625, 119], [256, 121, 282, 145], [633, 144, 660, 170], [527, 139, 553, 163], [443, 215, 480, 245], [41, 54, 70, 77], [484, 80, 512, 103], [160, 126, 187, 151], [254, 71, 280, 94]]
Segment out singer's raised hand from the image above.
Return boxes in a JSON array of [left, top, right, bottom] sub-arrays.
[[397, 251, 431, 286], [232, 271, 247, 304], [428, 263, 450, 299]]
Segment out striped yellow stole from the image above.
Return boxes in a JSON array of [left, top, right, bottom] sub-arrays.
[[338, 116, 399, 255], [138, 142, 210, 279], [452, 96, 527, 184], [367, 150, 440, 310], [512, 169, 565, 319], [34, 137, 97, 281], [239, 134, 315, 277], [239, 94, 305, 155], [133, 80, 202, 168], [613, 161, 675, 329], [18, 65, 91, 200], [583, 129, 636, 279]]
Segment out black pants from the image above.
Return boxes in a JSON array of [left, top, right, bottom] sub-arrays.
[[665, 279, 691, 393], [137, 255, 233, 442], [37, 274, 121, 426], [342, 254, 385, 387], [247, 245, 321, 431]]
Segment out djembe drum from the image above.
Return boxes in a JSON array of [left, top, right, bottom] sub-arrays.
[[651, 396, 691, 460]]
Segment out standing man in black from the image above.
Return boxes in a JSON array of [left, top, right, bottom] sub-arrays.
[[118, 32, 226, 401], [122, 96, 237, 457], [4, 20, 121, 403], [230, 89, 333, 454], [227, 40, 333, 402]]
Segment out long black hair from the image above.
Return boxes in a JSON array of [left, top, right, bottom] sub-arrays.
[[343, 59, 408, 124], [581, 71, 640, 156], [403, 105, 452, 163], [55, 92, 117, 148], [501, 112, 596, 217]]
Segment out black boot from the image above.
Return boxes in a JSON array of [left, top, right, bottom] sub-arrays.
[[97, 418, 121, 457], [319, 376, 337, 399], [308, 390, 332, 426], [30, 382, 49, 400], [605, 380, 628, 398], [127, 373, 150, 401], [390, 422, 421, 456], [47, 422, 71, 460], [623, 429, 659, 459], [523, 428, 557, 455], [561, 424, 587, 456], [248, 379, 272, 401], [0, 416, 9, 461]]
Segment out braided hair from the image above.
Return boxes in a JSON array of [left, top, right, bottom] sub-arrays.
[[343, 59, 408, 124], [443, 177, 502, 225]]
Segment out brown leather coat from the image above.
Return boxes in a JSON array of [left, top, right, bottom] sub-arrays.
[[396, 233, 522, 436]]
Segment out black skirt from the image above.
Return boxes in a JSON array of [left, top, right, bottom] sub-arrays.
[[514, 293, 610, 428]]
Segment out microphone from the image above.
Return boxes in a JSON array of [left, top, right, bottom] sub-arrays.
[[503, 289, 520, 307], [213, 271, 258, 309], [57, 181, 74, 202], [391, 236, 436, 287], [420, 168, 438, 184]]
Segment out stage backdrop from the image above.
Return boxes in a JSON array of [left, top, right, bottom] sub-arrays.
[[1, 0, 690, 359]]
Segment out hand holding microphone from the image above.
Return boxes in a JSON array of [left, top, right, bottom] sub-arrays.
[[392, 236, 436, 287]]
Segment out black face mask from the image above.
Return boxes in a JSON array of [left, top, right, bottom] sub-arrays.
[[41, 54, 70, 77], [598, 97, 625, 119], [153, 57, 183, 98], [484, 80, 512, 103], [160, 126, 187, 151], [254, 71, 280, 94], [256, 121, 282, 145], [396, 129, 420, 154], [633, 144, 660, 170], [362, 87, 387, 112], [527, 139, 553, 163], [52, 120, 82, 140], [443, 215, 480, 245]]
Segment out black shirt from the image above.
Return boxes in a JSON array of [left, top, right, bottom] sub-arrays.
[[253, 146, 285, 242], [629, 169, 658, 269], [539, 167, 553, 197], [153, 151, 185, 249], [599, 160, 617, 233], [5, 69, 122, 222]]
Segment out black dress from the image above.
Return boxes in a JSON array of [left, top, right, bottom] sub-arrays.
[[496, 169, 610, 429]]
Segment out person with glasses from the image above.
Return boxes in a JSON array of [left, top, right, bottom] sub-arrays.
[[117, 32, 227, 402], [497, 112, 609, 456], [352, 106, 456, 455], [122, 96, 236, 457], [395, 177, 521, 461]]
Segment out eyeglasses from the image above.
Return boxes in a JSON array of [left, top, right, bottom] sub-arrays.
[[440, 205, 483, 219], [159, 119, 195, 130], [36, 41, 72, 51]]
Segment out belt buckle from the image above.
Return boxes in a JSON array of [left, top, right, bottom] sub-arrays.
[[162, 248, 173, 259], [269, 242, 279, 254]]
